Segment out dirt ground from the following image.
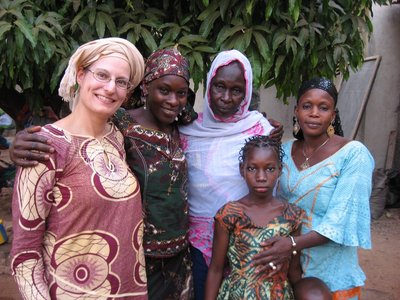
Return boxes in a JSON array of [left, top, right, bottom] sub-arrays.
[[0, 145, 400, 299]]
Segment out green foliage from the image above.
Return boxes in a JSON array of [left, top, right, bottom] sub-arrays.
[[0, 0, 392, 114]]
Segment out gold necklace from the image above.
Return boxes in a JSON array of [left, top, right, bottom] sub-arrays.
[[300, 138, 330, 170]]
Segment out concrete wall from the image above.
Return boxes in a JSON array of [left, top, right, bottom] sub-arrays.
[[362, 4, 400, 169]]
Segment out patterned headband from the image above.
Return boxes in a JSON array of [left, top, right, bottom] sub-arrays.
[[142, 48, 190, 84], [297, 77, 338, 104]]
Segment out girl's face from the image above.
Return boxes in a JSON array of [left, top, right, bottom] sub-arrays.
[[76, 56, 130, 118], [295, 88, 336, 138], [209, 61, 246, 118], [146, 75, 189, 126], [240, 147, 281, 198]]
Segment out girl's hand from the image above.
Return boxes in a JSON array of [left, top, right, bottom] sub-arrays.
[[268, 118, 284, 142], [10, 126, 54, 167], [253, 236, 293, 274]]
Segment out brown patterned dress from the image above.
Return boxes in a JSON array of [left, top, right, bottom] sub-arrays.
[[11, 124, 147, 299]]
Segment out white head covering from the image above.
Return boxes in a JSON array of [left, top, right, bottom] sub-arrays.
[[179, 49, 267, 137]]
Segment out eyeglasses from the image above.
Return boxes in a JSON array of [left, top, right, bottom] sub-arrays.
[[87, 69, 132, 90]]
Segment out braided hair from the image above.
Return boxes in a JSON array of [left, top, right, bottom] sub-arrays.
[[239, 135, 284, 165]]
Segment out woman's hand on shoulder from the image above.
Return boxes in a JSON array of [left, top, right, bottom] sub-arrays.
[[10, 126, 54, 167], [268, 118, 283, 142]]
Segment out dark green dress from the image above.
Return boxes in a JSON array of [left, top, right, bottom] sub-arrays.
[[113, 108, 191, 300]]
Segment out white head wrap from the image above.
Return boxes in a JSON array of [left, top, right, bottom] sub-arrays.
[[179, 49, 270, 137], [58, 37, 144, 111]]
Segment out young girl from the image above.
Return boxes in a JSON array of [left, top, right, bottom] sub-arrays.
[[205, 135, 305, 299]]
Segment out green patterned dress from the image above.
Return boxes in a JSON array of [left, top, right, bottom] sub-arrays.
[[113, 108, 191, 299], [215, 201, 304, 300]]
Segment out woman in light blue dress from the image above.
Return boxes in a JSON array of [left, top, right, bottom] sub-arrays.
[[253, 78, 374, 299]]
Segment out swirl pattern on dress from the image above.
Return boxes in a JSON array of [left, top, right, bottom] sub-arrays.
[[44, 231, 120, 298], [80, 137, 139, 201]]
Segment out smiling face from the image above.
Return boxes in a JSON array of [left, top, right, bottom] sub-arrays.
[[75, 56, 130, 119], [240, 147, 281, 198], [145, 74, 189, 127], [295, 88, 336, 138], [209, 61, 246, 118]]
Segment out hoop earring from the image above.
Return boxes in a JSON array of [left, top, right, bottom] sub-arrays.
[[293, 117, 300, 135], [327, 122, 335, 137]]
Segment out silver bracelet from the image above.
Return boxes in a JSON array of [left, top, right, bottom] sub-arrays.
[[288, 235, 297, 255]]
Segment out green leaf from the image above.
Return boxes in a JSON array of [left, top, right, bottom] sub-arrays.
[[216, 25, 246, 45], [253, 31, 269, 60], [365, 16, 373, 33], [242, 28, 252, 51], [326, 53, 334, 72], [197, 1, 219, 21], [272, 30, 286, 52], [51, 58, 68, 92], [127, 31, 139, 44], [220, 0, 230, 21], [14, 19, 36, 47], [99, 11, 117, 36], [332, 33, 346, 45], [264, 2, 273, 20], [192, 51, 204, 69], [295, 19, 308, 28], [39, 35, 54, 61], [14, 29, 24, 55], [274, 55, 285, 78], [140, 27, 157, 52], [0, 22, 12, 40], [160, 26, 181, 46], [71, 7, 88, 31], [199, 10, 219, 37], [88, 8, 96, 26], [285, 35, 293, 53], [118, 22, 138, 35], [194, 45, 216, 54], [5, 8, 24, 20], [36, 24, 56, 38], [328, 1, 345, 14], [179, 34, 208, 44], [246, 0, 255, 15], [293, 1, 300, 23], [248, 47, 261, 87], [333, 46, 342, 63], [95, 12, 105, 38], [311, 52, 318, 67]]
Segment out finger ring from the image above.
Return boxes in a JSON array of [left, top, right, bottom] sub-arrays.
[[269, 262, 277, 270]]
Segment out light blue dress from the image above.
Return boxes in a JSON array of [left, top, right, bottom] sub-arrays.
[[278, 140, 374, 292]]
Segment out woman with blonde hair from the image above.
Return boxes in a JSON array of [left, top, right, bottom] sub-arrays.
[[11, 37, 148, 299]]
